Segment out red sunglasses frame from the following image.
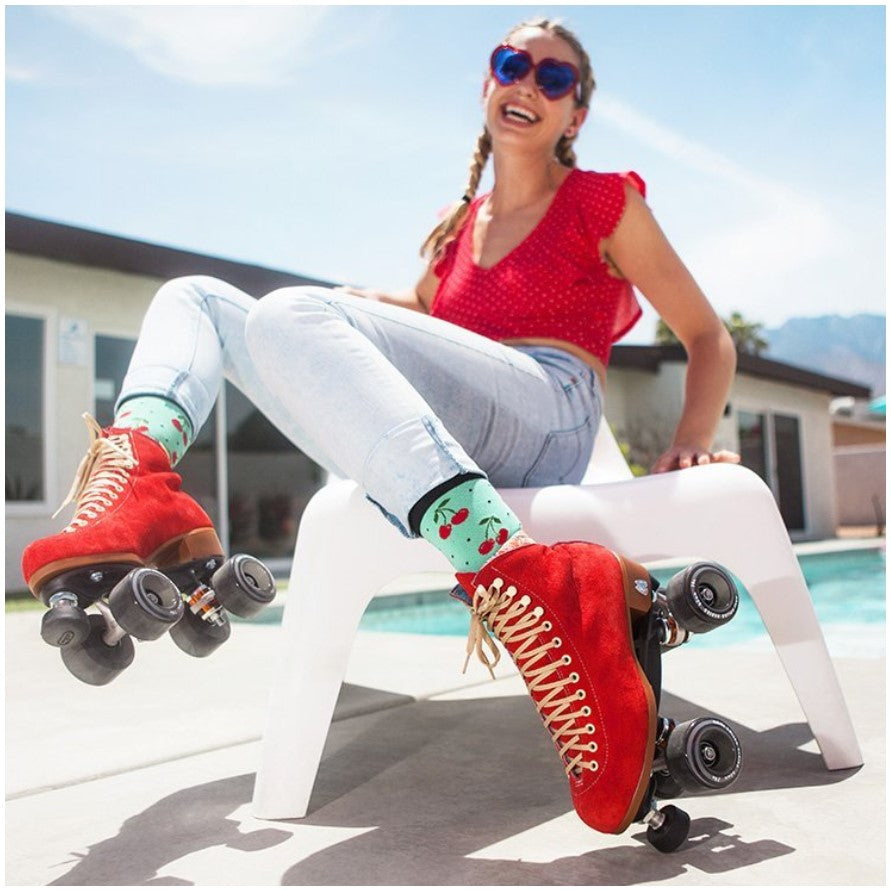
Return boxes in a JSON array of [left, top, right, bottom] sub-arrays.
[[489, 44, 581, 101]]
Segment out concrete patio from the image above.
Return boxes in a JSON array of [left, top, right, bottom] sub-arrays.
[[5, 570, 885, 886]]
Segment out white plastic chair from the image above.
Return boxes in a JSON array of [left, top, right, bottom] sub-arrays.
[[252, 424, 863, 820]]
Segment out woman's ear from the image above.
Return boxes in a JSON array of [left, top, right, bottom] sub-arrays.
[[564, 106, 588, 139]]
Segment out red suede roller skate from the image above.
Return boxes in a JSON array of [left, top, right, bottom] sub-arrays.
[[456, 539, 742, 853], [22, 414, 277, 685]]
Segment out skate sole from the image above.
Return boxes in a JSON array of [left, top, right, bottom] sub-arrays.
[[27, 528, 224, 600], [28, 553, 143, 599]]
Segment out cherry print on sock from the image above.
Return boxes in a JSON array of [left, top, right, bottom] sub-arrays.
[[171, 418, 189, 446], [432, 498, 469, 540], [478, 515, 506, 555]]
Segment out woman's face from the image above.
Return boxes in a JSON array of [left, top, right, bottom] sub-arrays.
[[483, 27, 587, 157]]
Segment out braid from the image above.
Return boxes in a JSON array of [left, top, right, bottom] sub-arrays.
[[555, 137, 577, 168], [420, 17, 596, 262], [420, 128, 491, 261]]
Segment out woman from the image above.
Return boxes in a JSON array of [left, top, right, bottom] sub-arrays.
[[23, 19, 738, 837]]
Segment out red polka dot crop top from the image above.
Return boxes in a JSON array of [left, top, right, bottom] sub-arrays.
[[430, 168, 645, 366]]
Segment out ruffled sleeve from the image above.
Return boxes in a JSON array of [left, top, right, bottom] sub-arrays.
[[604, 172, 645, 343], [613, 171, 645, 341]]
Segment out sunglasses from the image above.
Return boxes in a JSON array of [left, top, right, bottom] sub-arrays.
[[489, 44, 580, 101]]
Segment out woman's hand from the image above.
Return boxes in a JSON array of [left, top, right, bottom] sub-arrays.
[[651, 446, 741, 474]]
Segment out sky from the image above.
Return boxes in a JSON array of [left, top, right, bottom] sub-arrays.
[[5, 4, 886, 343]]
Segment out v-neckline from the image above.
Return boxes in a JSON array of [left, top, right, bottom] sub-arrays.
[[469, 168, 578, 272]]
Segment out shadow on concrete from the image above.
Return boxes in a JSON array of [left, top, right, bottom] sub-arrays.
[[49, 681, 848, 886]]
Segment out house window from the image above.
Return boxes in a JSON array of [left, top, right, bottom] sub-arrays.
[[773, 414, 805, 530], [738, 411, 768, 483], [737, 409, 805, 532], [94, 334, 220, 529], [95, 335, 138, 427], [6, 313, 46, 502], [225, 382, 325, 559]]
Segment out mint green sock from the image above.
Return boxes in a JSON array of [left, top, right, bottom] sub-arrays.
[[418, 478, 523, 572], [114, 396, 194, 467]]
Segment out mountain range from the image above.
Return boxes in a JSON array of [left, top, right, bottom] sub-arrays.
[[763, 314, 885, 397]]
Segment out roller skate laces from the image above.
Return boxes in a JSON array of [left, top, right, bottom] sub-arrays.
[[464, 576, 599, 777], [53, 414, 137, 532]]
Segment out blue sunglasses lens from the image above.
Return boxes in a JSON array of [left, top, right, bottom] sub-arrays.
[[492, 47, 531, 85], [536, 61, 577, 99]]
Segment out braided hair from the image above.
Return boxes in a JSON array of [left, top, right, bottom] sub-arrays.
[[420, 17, 596, 263]]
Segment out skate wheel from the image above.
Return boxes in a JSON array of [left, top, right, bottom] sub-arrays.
[[169, 600, 231, 657], [665, 717, 742, 792], [646, 805, 690, 853], [108, 568, 184, 641], [664, 563, 738, 633], [40, 603, 91, 648], [60, 614, 135, 685], [211, 554, 276, 618]]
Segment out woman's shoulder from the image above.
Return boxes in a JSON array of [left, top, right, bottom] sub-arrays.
[[570, 168, 646, 198]]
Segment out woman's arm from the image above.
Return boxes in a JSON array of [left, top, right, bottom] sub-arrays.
[[336, 265, 440, 314], [604, 185, 740, 473]]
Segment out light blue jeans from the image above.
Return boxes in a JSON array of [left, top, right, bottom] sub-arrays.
[[118, 276, 603, 536]]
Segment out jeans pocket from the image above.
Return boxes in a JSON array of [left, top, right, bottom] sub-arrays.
[[522, 417, 593, 487]]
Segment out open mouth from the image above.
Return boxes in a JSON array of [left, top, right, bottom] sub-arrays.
[[502, 103, 540, 125]]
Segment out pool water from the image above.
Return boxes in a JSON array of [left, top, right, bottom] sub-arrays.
[[358, 547, 886, 655]]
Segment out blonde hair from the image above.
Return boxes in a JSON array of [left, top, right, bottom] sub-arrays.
[[420, 17, 596, 262]]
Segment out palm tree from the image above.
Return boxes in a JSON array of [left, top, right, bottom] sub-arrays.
[[724, 312, 769, 356], [655, 312, 769, 355], [654, 318, 680, 346]]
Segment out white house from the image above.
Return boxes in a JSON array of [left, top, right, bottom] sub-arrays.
[[5, 213, 872, 591]]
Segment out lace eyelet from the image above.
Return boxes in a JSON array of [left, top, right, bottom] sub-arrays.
[[561, 654, 572, 665], [582, 706, 592, 716], [590, 761, 599, 771], [586, 726, 596, 736], [576, 689, 586, 700], [552, 636, 562, 648], [543, 621, 553, 631], [533, 606, 544, 618], [569, 672, 580, 683]]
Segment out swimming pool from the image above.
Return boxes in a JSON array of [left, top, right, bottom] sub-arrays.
[[357, 546, 886, 657]]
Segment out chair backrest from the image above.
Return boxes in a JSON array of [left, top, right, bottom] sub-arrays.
[[581, 420, 634, 484]]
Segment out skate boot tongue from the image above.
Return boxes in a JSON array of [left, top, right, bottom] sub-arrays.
[[53, 414, 137, 529]]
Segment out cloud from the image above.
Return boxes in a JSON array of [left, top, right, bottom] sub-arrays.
[[52, 6, 337, 86], [594, 94, 849, 324], [6, 63, 41, 82]]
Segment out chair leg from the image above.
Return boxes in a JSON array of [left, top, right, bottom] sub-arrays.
[[251, 538, 373, 819], [251, 481, 450, 819]]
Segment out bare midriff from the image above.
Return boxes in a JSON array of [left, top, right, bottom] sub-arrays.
[[501, 337, 607, 391]]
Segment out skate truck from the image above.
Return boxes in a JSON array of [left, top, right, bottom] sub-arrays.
[[627, 559, 743, 852], [35, 550, 277, 686]]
